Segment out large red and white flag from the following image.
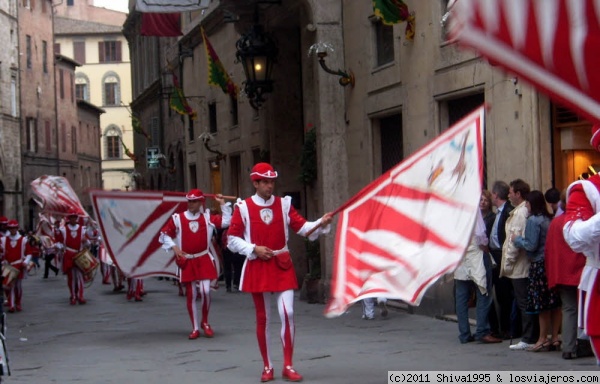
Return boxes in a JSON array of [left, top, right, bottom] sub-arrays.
[[31, 175, 88, 218], [324, 106, 485, 318], [89, 190, 188, 278], [447, 0, 600, 123]]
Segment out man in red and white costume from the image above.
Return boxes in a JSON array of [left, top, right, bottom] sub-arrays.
[[227, 162, 333, 382], [58, 211, 93, 305], [0, 220, 33, 312], [159, 189, 231, 340], [563, 124, 600, 365]]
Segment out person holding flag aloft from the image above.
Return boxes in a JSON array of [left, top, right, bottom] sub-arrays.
[[159, 189, 231, 340], [227, 162, 332, 382]]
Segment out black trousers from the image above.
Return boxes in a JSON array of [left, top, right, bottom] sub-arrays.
[[489, 249, 520, 337], [43, 253, 59, 278], [222, 249, 244, 289]]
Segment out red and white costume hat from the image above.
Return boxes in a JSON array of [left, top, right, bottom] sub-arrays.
[[7, 220, 19, 228], [186, 189, 205, 201], [250, 162, 278, 181], [591, 124, 600, 151], [0, 216, 7, 224]]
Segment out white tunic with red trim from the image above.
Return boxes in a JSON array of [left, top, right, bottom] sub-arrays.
[[227, 194, 330, 293], [160, 209, 229, 283], [563, 176, 600, 336]]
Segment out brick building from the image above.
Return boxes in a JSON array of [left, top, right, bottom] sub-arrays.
[[0, 1, 22, 221]]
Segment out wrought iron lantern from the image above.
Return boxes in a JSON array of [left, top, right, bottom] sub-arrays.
[[236, 24, 278, 110]]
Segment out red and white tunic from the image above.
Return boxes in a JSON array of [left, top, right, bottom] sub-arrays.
[[58, 224, 88, 272], [1, 234, 29, 279], [563, 176, 600, 338], [227, 194, 330, 293], [160, 208, 230, 283]]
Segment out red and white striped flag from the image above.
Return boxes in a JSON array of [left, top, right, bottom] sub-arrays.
[[448, 0, 600, 123], [324, 106, 485, 317], [31, 175, 88, 218], [89, 190, 188, 278]]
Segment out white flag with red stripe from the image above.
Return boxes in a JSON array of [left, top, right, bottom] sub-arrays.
[[324, 106, 485, 318], [31, 175, 88, 217], [447, 0, 600, 123], [89, 190, 188, 278]]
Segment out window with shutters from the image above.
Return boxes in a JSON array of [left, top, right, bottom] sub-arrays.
[[105, 126, 122, 159], [208, 102, 217, 133], [102, 72, 120, 106], [98, 41, 122, 63], [59, 69, 64, 99], [67, 0, 73, 5], [71, 126, 77, 154], [42, 41, 48, 73], [70, 73, 74, 103], [45, 120, 51, 153], [75, 73, 89, 101], [26, 35, 31, 69], [61, 122, 66, 152], [151, 117, 160, 147], [230, 95, 239, 127], [373, 19, 394, 67], [73, 41, 86, 64], [26, 117, 37, 152]]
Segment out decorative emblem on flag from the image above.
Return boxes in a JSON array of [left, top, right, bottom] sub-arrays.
[[90, 190, 188, 278], [324, 106, 485, 318], [260, 209, 273, 225], [189, 221, 199, 233]]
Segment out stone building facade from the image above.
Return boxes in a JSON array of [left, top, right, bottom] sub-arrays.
[[0, 0, 23, 222], [19, 0, 58, 229], [125, 1, 598, 315], [54, 2, 134, 192]]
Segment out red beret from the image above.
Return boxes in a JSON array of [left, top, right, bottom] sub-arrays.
[[186, 189, 205, 201], [7, 220, 19, 228], [250, 162, 278, 182], [0, 216, 7, 224]]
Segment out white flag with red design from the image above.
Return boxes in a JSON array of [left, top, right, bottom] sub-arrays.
[[89, 190, 188, 278], [324, 106, 485, 318], [447, 0, 600, 123], [31, 175, 88, 217]]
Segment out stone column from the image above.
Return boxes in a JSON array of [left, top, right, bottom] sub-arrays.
[[309, 0, 349, 301]]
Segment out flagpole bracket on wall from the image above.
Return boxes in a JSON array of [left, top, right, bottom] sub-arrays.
[[316, 51, 355, 87], [199, 132, 227, 162]]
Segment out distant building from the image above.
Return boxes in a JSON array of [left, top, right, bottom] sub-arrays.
[[54, 2, 134, 192]]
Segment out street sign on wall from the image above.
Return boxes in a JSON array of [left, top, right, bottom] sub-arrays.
[[146, 147, 161, 169]]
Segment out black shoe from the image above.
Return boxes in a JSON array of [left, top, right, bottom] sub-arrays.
[[226, 287, 232, 293], [576, 339, 594, 357], [562, 352, 575, 360]]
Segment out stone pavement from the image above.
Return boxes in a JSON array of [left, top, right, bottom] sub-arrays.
[[3, 273, 598, 384]]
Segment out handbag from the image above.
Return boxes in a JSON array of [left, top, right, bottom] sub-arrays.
[[274, 253, 293, 270]]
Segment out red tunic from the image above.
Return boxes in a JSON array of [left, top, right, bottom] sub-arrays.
[[228, 196, 306, 293], [60, 224, 85, 272], [161, 211, 219, 283], [2, 235, 27, 279], [544, 214, 586, 289]]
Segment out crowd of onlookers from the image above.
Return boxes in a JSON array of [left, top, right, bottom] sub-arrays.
[[453, 179, 594, 360]]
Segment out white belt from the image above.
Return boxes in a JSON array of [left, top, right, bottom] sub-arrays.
[[10, 260, 23, 266], [66, 247, 80, 253], [184, 250, 209, 259], [273, 247, 289, 255]]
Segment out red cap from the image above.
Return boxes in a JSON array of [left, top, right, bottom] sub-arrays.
[[591, 124, 600, 151], [186, 189, 205, 201], [250, 162, 278, 182], [0, 217, 7, 224], [67, 209, 79, 217], [7, 220, 19, 228]]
